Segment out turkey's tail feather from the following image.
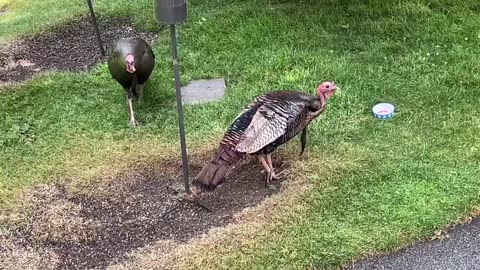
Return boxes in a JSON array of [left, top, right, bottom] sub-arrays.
[[193, 146, 244, 192]]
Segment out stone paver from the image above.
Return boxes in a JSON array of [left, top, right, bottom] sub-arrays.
[[181, 78, 226, 104]]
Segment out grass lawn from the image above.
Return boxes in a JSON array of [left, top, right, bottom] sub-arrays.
[[1, 0, 480, 268]]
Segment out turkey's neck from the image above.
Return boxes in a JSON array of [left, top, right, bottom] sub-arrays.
[[319, 93, 327, 108]]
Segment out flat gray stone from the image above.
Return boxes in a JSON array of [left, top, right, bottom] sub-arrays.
[[181, 79, 226, 105]]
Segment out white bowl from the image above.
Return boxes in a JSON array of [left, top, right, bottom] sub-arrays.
[[372, 103, 395, 120]]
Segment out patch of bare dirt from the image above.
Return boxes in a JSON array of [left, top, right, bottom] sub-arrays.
[[0, 158, 285, 270], [0, 17, 158, 83]]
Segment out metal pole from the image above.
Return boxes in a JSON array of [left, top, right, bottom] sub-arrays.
[[86, 0, 105, 56], [170, 24, 191, 194]]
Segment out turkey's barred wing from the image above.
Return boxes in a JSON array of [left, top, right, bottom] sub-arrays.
[[220, 98, 265, 148], [235, 101, 305, 153]]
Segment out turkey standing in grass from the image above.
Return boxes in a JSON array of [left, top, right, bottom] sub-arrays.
[[108, 38, 155, 127], [193, 81, 338, 192]]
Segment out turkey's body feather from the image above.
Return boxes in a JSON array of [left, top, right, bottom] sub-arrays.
[[107, 38, 155, 93], [223, 90, 323, 154]]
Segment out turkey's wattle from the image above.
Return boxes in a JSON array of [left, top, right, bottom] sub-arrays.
[[108, 38, 155, 127], [193, 81, 338, 192]]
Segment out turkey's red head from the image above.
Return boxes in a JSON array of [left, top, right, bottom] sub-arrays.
[[316, 81, 337, 106], [125, 54, 136, 73]]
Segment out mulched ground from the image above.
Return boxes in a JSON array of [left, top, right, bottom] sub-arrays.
[[1, 158, 285, 270], [0, 17, 158, 83]]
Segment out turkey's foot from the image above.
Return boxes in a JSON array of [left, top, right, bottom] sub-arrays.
[[274, 170, 287, 179], [129, 118, 139, 128], [264, 169, 287, 186], [264, 170, 281, 186], [178, 190, 201, 201], [177, 192, 213, 212]]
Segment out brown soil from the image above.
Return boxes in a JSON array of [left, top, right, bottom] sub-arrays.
[[0, 158, 285, 270], [0, 17, 158, 83]]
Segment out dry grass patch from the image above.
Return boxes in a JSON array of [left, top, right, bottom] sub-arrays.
[[1, 184, 100, 243], [31, 196, 99, 243], [0, 237, 60, 270]]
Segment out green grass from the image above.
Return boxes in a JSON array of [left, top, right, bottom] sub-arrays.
[[0, 0, 160, 39], [1, 0, 480, 268]]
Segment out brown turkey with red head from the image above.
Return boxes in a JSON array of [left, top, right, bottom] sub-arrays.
[[193, 81, 338, 192]]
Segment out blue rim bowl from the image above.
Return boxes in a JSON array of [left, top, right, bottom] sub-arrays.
[[372, 103, 395, 120]]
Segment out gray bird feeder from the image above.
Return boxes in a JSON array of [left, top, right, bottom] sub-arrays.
[[154, 0, 187, 24], [154, 0, 191, 194]]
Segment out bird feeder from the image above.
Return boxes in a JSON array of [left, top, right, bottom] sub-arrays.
[[154, 0, 187, 25], [154, 0, 191, 194]]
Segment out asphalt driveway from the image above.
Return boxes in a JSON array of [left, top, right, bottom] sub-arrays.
[[347, 218, 480, 270]]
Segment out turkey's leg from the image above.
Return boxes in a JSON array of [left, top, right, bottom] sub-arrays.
[[136, 84, 144, 103], [258, 154, 273, 186], [267, 154, 284, 180], [126, 91, 138, 128]]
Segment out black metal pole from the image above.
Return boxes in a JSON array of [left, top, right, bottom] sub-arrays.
[[86, 0, 105, 56], [170, 24, 190, 194]]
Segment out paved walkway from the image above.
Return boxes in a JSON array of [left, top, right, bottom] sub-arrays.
[[348, 218, 480, 270]]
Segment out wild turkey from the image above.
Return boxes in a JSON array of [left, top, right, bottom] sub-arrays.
[[108, 37, 155, 127], [193, 81, 338, 192]]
